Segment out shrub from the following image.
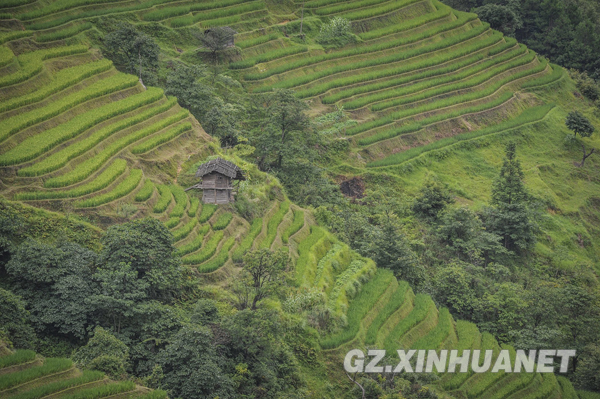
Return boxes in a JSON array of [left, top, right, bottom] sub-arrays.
[[198, 203, 217, 222], [188, 197, 200, 217], [212, 212, 233, 230], [0, 350, 36, 368], [316, 17, 356, 48], [169, 185, 188, 218], [0, 79, 157, 165], [135, 179, 155, 202], [282, 209, 304, 244], [43, 108, 187, 187], [320, 269, 393, 349], [153, 185, 172, 214], [173, 219, 197, 241], [19, 97, 176, 177], [75, 169, 142, 208], [9, 370, 104, 399], [36, 22, 92, 42], [365, 281, 410, 345], [182, 231, 224, 265], [0, 358, 72, 390], [130, 122, 192, 154], [198, 237, 235, 273], [176, 224, 210, 256], [232, 218, 262, 262], [15, 159, 127, 200], [260, 201, 290, 248]]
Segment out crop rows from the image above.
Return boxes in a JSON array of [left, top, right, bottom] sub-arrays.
[[15, 159, 127, 200], [577, 391, 600, 399], [75, 169, 142, 208], [442, 320, 481, 389], [320, 269, 394, 349], [367, 103, 554, 166], [198, 203, 217, 222], [365, 281, 410, 344], [0, 31, 33, 44], [213, 212, 233, 230], [18, 0, 133, 20], [165, 217, 180, 229], [232, 217, 263, 262], [230, 46, 309, 69], [383, 293, 434, 352], [358, 5, 451, 40], [302, 0, 348, 8], [0, 45, 88, 87], [327, 258, 375, 312], [358, 91, 514, 146], [135, 179, 155, 202], [558, 377, 578, 399], [295, 226, 326, 283], [282, 209, 304, 244], [313, 244, 344, 289], [0, 349, 36, 368], [339, 0, 425, 20], [0, 358, 72, 391], [198, 237, 235, 273], [36, 22, 92, 42], [486, 372, 536, 399], [412, 307, 453, 349], [143, 0, 255, 21], [463, 337, 506, 397], [8, 370, 105, 399], [260, 200, 290, 248], [176, 225, 210, 256], [188, 197, 200, 217], [60, 380, 136, 399], [236, 33, 279, 49], [344, 45, 526, 110], [131, 122, 192, 154], [315, 0, 400, 15], [369, 49, 535, 111], [22, 96, 175, 177], [250, 21, 491, 86], [43, 108, 188, 187], [350, 58, 547, 137], [182, 231, 224, 265], [0, 73, 142, 159], [169, 185, 188, 217], [173, 219, 197, 241], [313, 36, 515, 101], [522, 63, 563, 88], [153, 185, 172, 213], [0, 47, 13, 68], [170, 1, 264, 28], [0, 59, 113, 114]]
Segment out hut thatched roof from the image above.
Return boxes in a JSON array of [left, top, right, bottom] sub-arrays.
[[195, 158, 245, 180]]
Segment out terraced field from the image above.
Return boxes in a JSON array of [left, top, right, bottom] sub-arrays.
[[0, 346, 166, 399]]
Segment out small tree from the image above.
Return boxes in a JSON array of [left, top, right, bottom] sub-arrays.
[[234, 248, 287, 310], [566, 111, 596, 167], [491, 141, 529, 205], [412, 179, 454, 219], [197, 27, 235, 63], [73, 327, 129, 377]]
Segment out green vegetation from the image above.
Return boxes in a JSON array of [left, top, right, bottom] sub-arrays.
[[153, 184, 172, 213], [198, 237, 235, 273], [36, 22, 92, 42], [260, 201, 290, 248], [365, 282, 410, 345], [212, 212, 233, 230], [232, 218, 263, 262], [135, 179, 155, 202], [0, 358, 72, 390], [59, 381, 136, 399], [173, 218, 197, 241], [294, 226, 326, 283], [131, 122, 192, 154], [169, 1, 264, 27], [282, 209, 304, 244], [75, 169, 142, 208], [176, 224, 210, 256], [198, 203, 217, 222], [182, 231, 224, 265], [412, 307, 453, 349], [384, 294, 435, 352], [8, 370, 105, 399], [165, 217, 180, 229], [0, 349, 36, 368], [229, 46, 309, 69], [169, 185, 188, 218], [188, 197, 200, 217]]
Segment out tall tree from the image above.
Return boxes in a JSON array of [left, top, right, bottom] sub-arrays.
[[491, 142, 529, 206], [234, 248, 287, 310], [566, 111, 596, 167], [196, 27, 236, 63]]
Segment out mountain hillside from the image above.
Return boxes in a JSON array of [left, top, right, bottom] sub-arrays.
[[0, 0, 599, 398]]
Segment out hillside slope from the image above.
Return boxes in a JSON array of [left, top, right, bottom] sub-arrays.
[[0, 0, 598, 398]]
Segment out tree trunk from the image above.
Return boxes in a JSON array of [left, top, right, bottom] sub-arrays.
[[580, 143, 595, 167], [346, 373, 365, 399]]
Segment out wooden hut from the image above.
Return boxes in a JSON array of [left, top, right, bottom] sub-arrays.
[[187, 158, 245, 204]]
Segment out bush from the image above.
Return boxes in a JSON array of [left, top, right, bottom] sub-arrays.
[[212, 212, 233, 230], [282, 209, 304, 244], [316, 17, 356, 48], [135, 179, 155, 202], [75, 169, 142, 208], [198, 203, 217, 222], [19, 97, 176, 177], [43, 108, 187, 187], [232, 218, 262, 262], [182, 231, 224, 264], [153, 185, 172, 214], [198, 237, 235, 273]]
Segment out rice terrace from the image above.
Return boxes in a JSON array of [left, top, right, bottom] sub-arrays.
[[0, 0, 600, 398]]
